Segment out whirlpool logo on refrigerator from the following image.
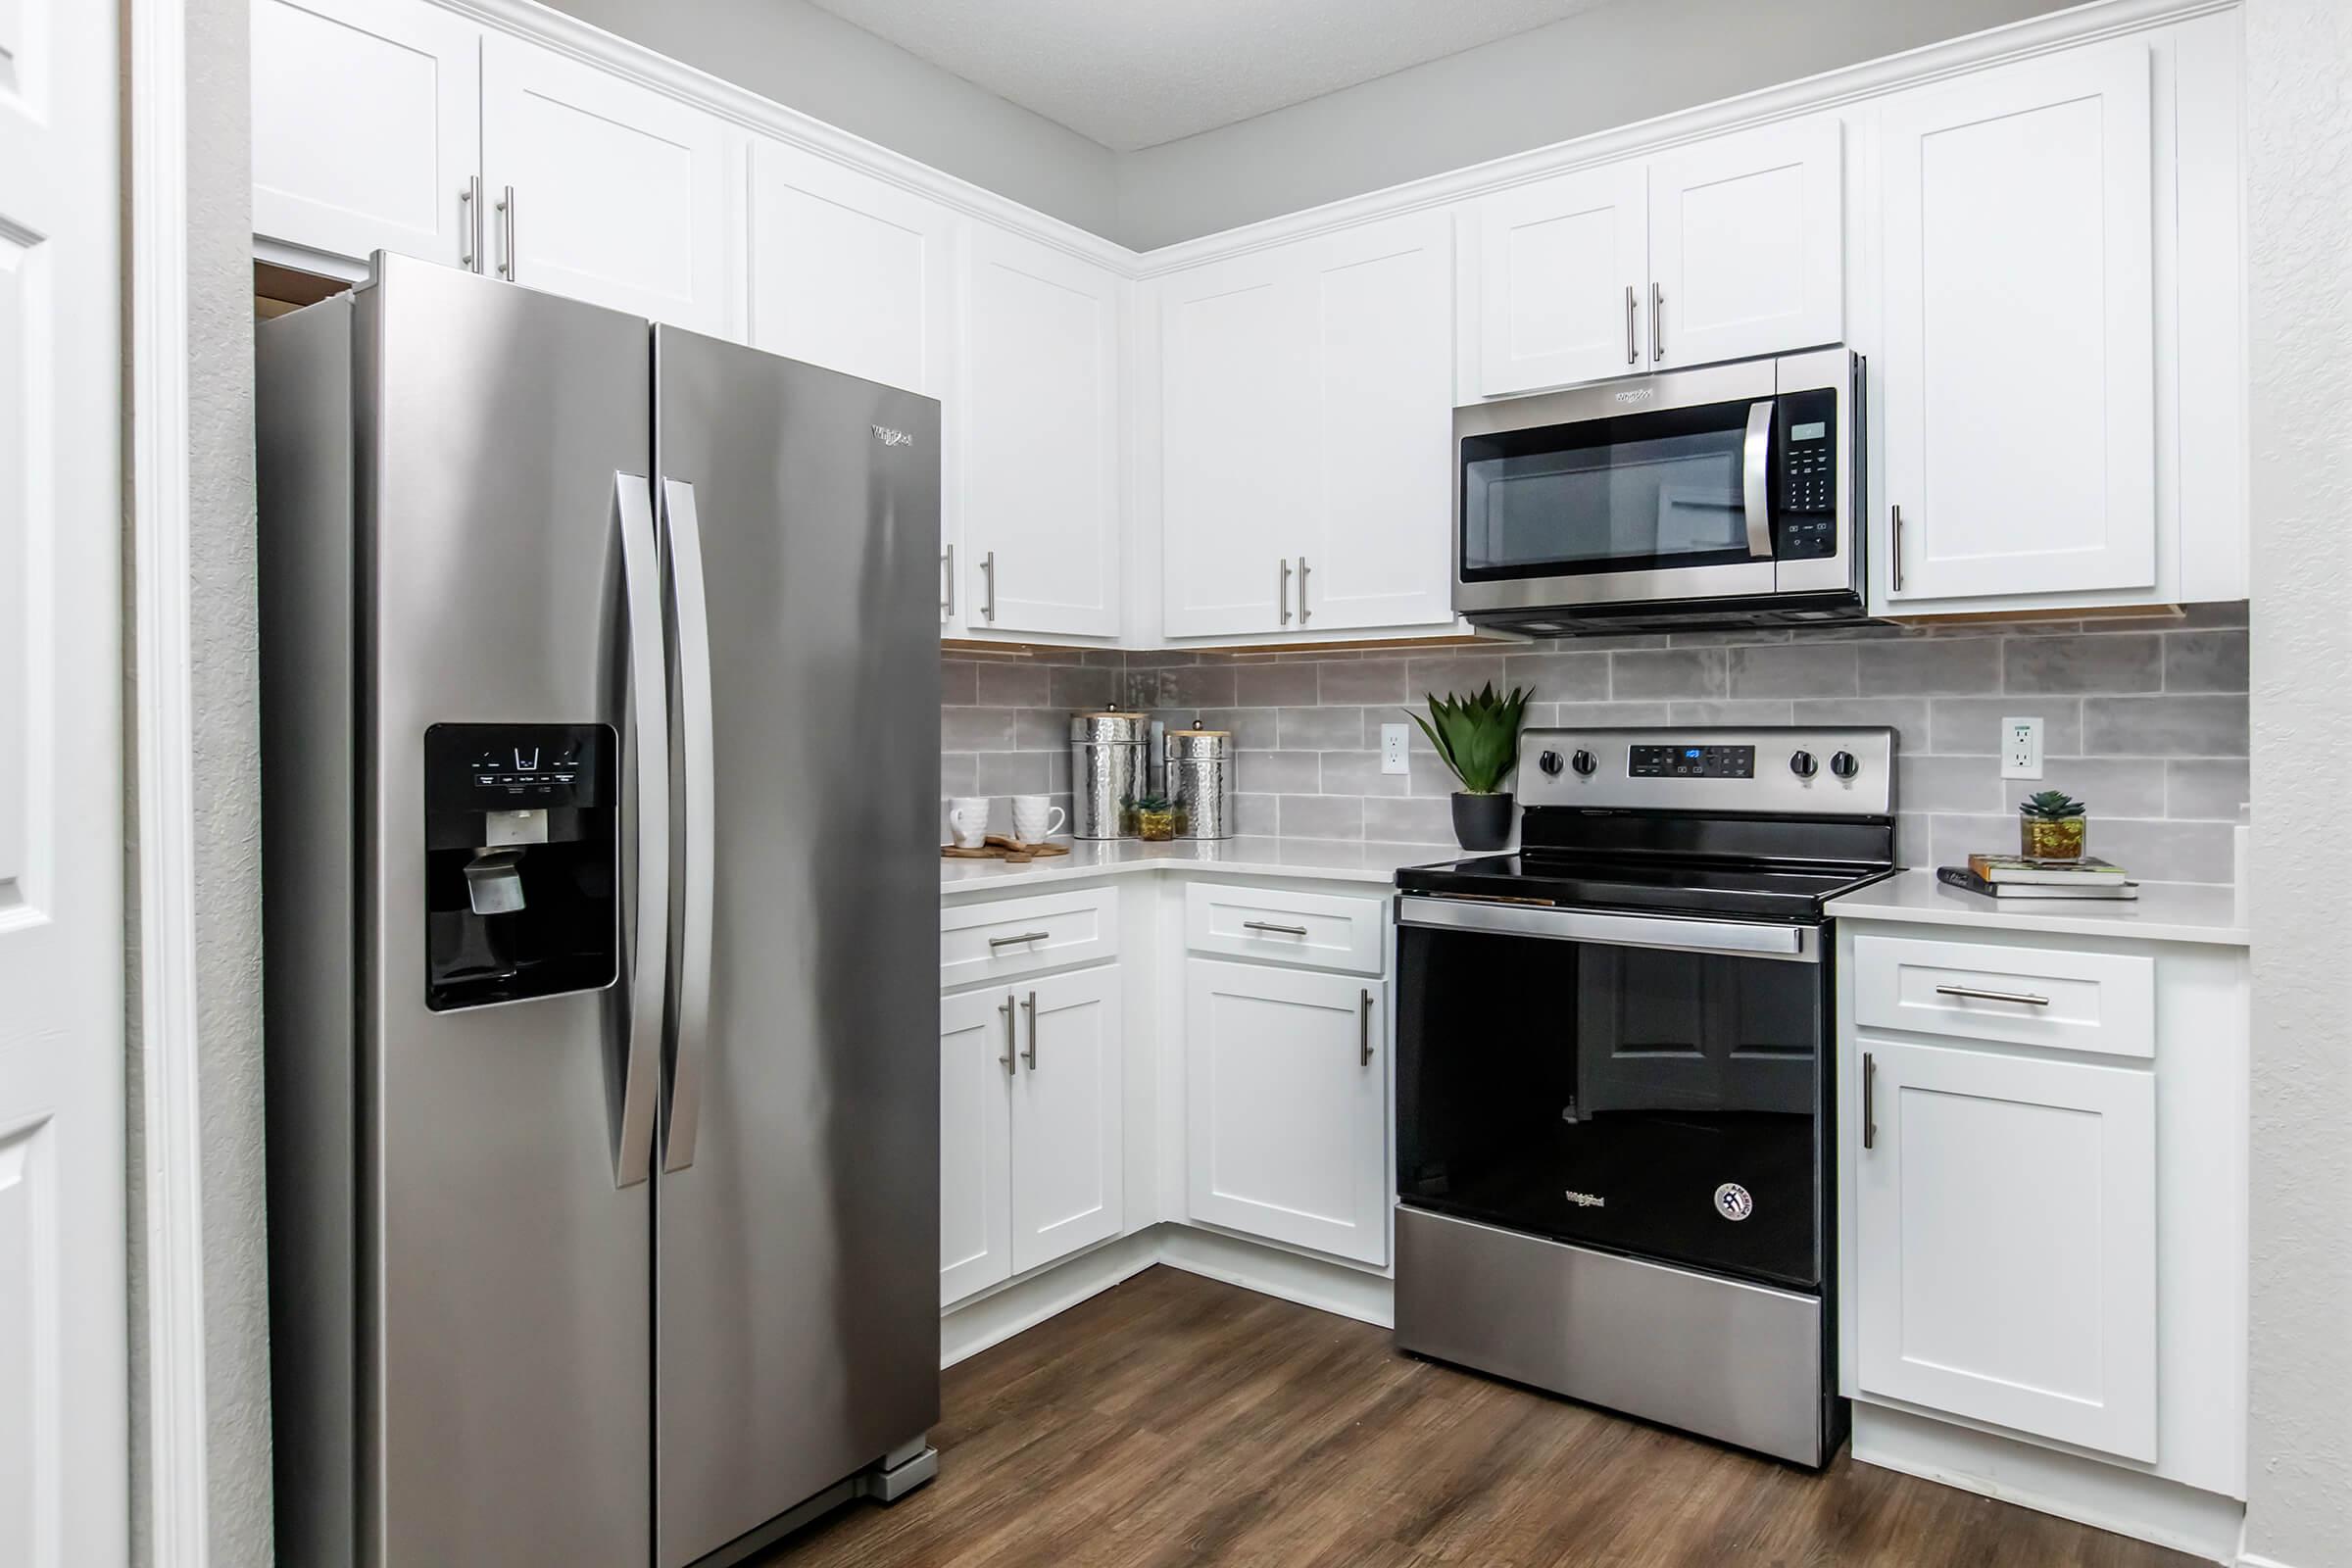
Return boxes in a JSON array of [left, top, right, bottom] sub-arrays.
[[870, 424, 914, 448]]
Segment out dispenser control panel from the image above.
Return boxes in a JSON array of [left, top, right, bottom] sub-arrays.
[[425, 723, 612, 811]]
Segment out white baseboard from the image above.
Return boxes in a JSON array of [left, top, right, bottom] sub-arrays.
[[939, 1230, 1161, 1368], [1152, 1225, 1394, 1329], [1852, 1403, 2245, 1564]]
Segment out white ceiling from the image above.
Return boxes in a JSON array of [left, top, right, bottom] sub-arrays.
[[799, 0, 1615, 152]]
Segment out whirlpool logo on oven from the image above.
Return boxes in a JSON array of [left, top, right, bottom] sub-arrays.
[[871, 424, 914, 448], [1563, 1190, 1606, 1208]]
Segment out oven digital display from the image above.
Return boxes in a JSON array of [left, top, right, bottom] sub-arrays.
[[1628, 744, 1756, 779]]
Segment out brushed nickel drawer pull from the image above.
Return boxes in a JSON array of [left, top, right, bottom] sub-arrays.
[[1862, 1052, 1877, 1151], [989, 930, 1051, 949], [1935, 984, 2051, 1007], [1020, 991, 1038, 1070], [1358, 989, 1374, 1067], [1243, 920, 1309, 938]]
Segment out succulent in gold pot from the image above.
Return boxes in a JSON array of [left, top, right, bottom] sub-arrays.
[[1133, 792, 1179, 843], [2019, 789, 2089, 861]]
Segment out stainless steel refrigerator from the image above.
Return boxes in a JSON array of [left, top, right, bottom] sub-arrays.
[[258, 254, 941, 1567]]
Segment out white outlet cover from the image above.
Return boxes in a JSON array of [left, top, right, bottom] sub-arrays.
[[2000, 716, 2044, 780], [1380, 722, 1411, 774]]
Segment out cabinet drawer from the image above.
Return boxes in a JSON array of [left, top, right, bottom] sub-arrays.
[[1851, 934, 2153, 1058], [1185, 884, 1384, 976], [942, 888, 1119, 989]]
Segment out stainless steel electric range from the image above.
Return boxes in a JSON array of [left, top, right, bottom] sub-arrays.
[[1391, 724, 1897, 1467]]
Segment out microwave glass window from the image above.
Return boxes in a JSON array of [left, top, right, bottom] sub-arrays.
[[1461, 400, 1759, 579]]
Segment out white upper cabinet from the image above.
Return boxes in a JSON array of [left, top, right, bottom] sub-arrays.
[[959, 225, 1124, 640], [1647, 117, 1843, 370], [252, 0, 481, 269], [1471, 161, 1649, 397], [1878, 42, 2157, 604], [479, 31, 733, 335]]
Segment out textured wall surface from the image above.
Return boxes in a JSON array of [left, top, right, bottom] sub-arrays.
[[946, 611, 2249, 877], [2244, 0, 2352, 1561]]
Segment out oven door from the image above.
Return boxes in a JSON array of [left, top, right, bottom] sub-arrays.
[[1395, 897, 1828, 1290]]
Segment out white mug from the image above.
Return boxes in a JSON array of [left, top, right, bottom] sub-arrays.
[[1009, 794, 1066, 845], [947, 796, 991, 850]]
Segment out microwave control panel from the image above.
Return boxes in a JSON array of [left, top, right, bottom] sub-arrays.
[[1775, 388, 1839, 561]]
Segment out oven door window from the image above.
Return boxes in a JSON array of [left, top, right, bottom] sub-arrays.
[[1396, 924, 1824, 1289], [1462, 398, 1769, 580]]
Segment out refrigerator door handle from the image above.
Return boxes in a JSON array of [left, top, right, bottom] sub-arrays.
[[660, 477, 717, 1173], [613, 472, 668, 1189]]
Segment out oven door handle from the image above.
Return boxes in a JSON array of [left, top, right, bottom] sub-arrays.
[[1395, 894, 1819, 963], [1741, 399, 1776, 560]]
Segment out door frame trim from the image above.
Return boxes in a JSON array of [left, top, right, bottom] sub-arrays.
[[128, 0, 213, 1561]]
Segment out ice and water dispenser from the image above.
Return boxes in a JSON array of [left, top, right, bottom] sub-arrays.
[[422, 722, 618, 1010]]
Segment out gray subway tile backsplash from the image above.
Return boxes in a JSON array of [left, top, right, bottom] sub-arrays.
[[941, 606, 2252, 879]]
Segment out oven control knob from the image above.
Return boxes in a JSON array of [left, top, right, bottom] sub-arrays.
[[1539, 749, 1564, 777], [1831, 751, 1860, 780], [1788, 750, 1818, 779], [1572, 749, 1597, 777]]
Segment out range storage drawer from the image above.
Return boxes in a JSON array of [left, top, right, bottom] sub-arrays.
[[941, 887, 1119, 989], [1184, 883, 1385, 976], [1850, 933, 2153, 1058]]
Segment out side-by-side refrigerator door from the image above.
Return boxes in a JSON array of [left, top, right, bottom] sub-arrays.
[[361, 255, 662, 1566], [653, 325, 943, 1568]]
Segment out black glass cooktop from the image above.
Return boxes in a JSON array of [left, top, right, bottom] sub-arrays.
[[1396, 853, 1891, 922]]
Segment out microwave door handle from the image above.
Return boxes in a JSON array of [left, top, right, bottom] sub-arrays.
[[1741, 400, 1775, 560], [612, 473, 667, 1189]]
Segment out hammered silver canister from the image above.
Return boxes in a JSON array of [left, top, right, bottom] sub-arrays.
[[1070, 711, 1152, 839], [1164, 725, 1237, 841]]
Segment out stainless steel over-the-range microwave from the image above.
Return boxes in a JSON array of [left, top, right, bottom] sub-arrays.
[[1453, 347, 1866, 634]]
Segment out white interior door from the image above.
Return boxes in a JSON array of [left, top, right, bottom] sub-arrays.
[[251, 0, 481, 269], [1647, 115, 1843, 369], [1473, 160, 1647, 397], [1879, 42, 2156, 602], [938, 991, 1013, 1306], [0, 0, 128, 1559], [1855, 1038, 2156, 1461], [1185, 962, 1388, 1266], [1156, 249, 1307, 638], [959, 225, 1123, 638], [1299, 211, 1456, 633], [479, 30, 732, 334], [1008, 968, 1122, 1273]]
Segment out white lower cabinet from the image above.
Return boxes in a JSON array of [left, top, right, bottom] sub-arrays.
[[1853, 1036, 2157, 1461], [939, 966, 1123, 1306], [1185, 960, 1389, 1266]]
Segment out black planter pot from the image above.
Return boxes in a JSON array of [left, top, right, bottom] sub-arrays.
[[1450, 791, 1514, 852]]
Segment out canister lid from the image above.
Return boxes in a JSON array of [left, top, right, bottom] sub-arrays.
[[1164, 726, 1233, 761], [1070, 710, 1150, 744]]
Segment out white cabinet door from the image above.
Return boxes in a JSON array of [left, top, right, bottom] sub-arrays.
[[1647, 116, 1842, 370], [1472, 160, 1647, 397], [479, 31, 732, 334], [939, 991, 1014, 1306], [1009, 968, 1123, 1273], [1880, 42, 2156, 602], [960, 225, 1122, 638], [1156, 248, 1307, 638], [1298, 211, 1456, 633], [1855, 1038, 2156, 1461], [1186, 962, 1388, 1266], [252, 0, 481, 268]]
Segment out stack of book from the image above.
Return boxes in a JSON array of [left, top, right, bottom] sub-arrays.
[[1936, 855, 2139, 901]]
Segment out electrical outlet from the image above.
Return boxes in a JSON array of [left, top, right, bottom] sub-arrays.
[[1381, 722, 1410, 775], [2001, 716, 2044, 780]]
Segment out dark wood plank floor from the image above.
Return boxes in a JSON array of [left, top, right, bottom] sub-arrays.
[[759, 1266, 2204, 1568]]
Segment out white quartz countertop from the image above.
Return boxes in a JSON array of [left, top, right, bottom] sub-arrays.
[[940, 836, 1456, 895], [1826, 869, 2249, 947]]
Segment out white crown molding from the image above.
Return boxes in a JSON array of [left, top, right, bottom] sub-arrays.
[[127, 0, 214, 1562]]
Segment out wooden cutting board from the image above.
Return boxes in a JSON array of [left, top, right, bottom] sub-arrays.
[[942, 835, 1073, 864]]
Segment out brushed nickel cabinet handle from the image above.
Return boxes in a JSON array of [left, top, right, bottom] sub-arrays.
[[459, 176, 482, 271], [496, 185, 516, 280], [1242, 920, 1308, 938], [1650, 281, 1665, 361], [1890, 504, 1906, 594], [998, 995, 1016, 1075], [1279, 559, 1293, 625], [1935, 984, 2051, 1007], [1625, 283, 1638, 365], [1019, 992, 1038, 1070], [1358, 989, 1374, 1067], [1298, 557, 1311, 624], [988, 930, 1051, 949], [1862, 1052, 1877, 1151], [942, 543, 956, 621], [981, 549, 997, 623]]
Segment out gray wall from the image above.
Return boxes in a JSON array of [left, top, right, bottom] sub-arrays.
[[1112, 0, 2082, 247], [947, 612, 2250, 878], [2244, 0, 2352, 1561], [123, 0, 276, 1561], [538, 0, 1120, 237]]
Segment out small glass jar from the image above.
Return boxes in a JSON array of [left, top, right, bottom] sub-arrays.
[[1136, 806, 1178, 842], [2021, 813, 2087, 860]]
